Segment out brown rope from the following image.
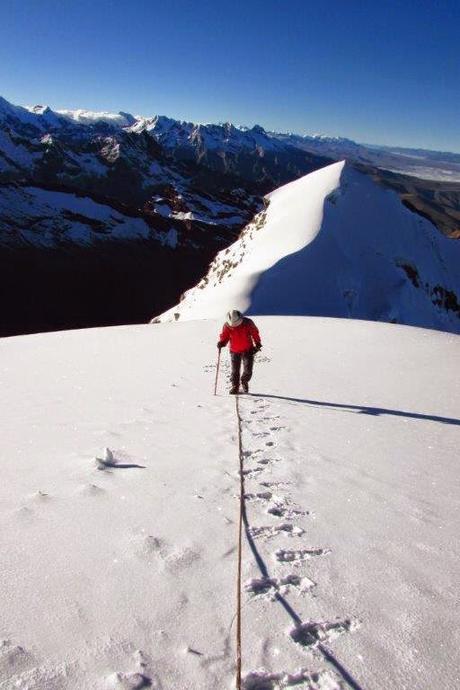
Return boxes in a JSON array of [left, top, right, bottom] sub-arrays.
[[235, 393, 244, 689]]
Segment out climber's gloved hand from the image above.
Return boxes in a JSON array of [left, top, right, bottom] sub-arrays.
[[217, 341, 226, 349]]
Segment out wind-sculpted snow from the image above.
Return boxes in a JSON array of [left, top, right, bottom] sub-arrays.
[[1, 317, 458, 688], [157, 161, 460, 334], [157, 161, 344, 320]]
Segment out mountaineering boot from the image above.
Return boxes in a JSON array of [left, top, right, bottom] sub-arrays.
[[241, 380, 249, 394], [229, 385, 239, 395]]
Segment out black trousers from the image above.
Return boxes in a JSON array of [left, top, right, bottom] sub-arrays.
[[230, 351, 254, 387]]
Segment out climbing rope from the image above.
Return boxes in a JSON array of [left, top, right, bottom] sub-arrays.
[[235, 393, 245, 689]]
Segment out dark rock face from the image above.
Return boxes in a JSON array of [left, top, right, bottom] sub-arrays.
[[0, 241, 210, 337], [0, 98, 331, 336]]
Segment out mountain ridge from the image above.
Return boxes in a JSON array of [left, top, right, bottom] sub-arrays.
[[157, 161, 460, 334], [16, 97, 460, 174], [18, 97, 460, 160]]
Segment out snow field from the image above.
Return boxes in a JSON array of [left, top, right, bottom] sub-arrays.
[[1, 317, 459, 689], [1, 323, 239, 689]]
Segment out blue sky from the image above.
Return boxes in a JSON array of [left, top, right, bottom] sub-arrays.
[[1, 0, 459, 152]]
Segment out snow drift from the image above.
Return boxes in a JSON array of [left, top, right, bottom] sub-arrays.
[[157, 161, 460, 333]]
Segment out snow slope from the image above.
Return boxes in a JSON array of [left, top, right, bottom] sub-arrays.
[[157, 162, 460, 334], [1, 317, 459, 689], [0, 187, 154, 247]]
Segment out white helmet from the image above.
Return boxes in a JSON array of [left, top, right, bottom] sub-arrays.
[[226, 309, 243, 327]]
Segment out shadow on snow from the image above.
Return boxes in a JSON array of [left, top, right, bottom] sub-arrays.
[[251, 394, 460, 427]]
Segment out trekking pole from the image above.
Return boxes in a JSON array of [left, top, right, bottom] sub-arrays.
[[214, 349, 221, 396]]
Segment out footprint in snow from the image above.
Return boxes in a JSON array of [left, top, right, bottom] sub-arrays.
[[0, 639, 35, 676], [107, 650, 159, 689], [134, 534, 200, 573], [250, 493, 307, 520], [242, 467, 264, 477], [165, 546, 201, 573], [134, 535, 168, 562], [242, 667, 342, 690], [275, 547, 330, 564], [244, 491, 273, 502], [289, 618, 360, 650], [243, 449, 263, 458], [249, 523, 305, 540], [266, 497, 309, 520], [251, 427, 286, 439], [256, 458, 275, 466], [245, 573, 315, 599], [106, 671, 153, 689]]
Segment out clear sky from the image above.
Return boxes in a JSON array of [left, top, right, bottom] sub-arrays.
[[1, 0, 459, 152]]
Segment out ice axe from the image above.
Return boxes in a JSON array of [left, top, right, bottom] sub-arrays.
[[214, 348, 221, 396]]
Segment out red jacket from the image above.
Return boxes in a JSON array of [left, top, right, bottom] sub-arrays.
[[219, 317, 261, 354]]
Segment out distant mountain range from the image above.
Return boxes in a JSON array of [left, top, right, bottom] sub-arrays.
[[3, 96, 460, 184], [0, 96, 458, 336]]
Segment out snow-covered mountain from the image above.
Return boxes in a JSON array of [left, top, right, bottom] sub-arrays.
[[0, 95, 329, 191], [1, 317, 459, 689], [1, 95, 458, 336], [157, 161, 460, 334], [0, 95, 339, 259], [0, 95, 265, 241], [53, 104, 460, 183]]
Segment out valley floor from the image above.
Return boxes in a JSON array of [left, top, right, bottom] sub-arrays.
[[0, 318, 459, 689]]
